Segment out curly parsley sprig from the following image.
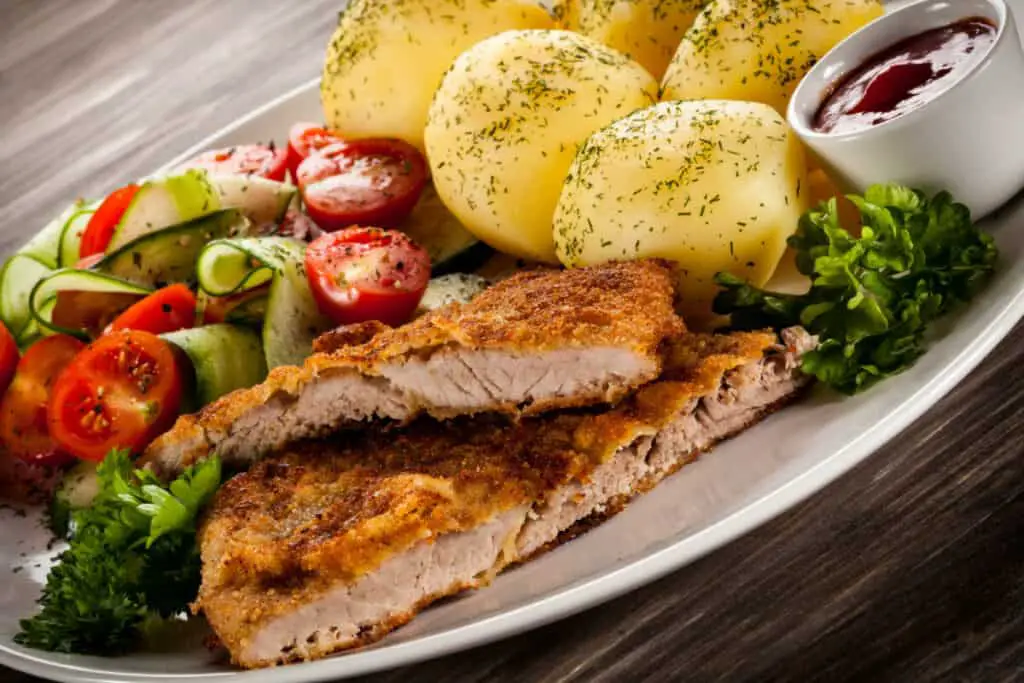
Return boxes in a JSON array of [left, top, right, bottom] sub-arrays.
[[714, 184, 998, 394], [15, 451, 222, 654]]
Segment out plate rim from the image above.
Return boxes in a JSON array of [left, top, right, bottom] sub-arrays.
[[3, 77, 1024, 683]]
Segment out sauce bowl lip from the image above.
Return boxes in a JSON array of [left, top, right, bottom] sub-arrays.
[[787, 0, 1012, 142]]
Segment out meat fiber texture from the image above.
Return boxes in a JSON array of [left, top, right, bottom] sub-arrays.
[[196, 327, 815, 668], [142, 260, 684, 479]]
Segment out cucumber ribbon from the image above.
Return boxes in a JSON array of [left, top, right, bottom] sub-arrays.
[[196, 237, 331, 368]]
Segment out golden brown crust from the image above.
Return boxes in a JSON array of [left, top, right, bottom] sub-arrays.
[[198, 417, 582, 591], [207, 379, 807, 668], [311, 321, 393, 353], [142, 261, 684, 473], [196, 330, 777, 663], [364, 258, 683, 356]]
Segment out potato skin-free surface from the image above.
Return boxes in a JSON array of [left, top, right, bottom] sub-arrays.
[[660, 0, 884, 115], [321, 0, 553, 151], [556, 0, 708, 80], [425, 29, 658, 263], [554, 100, 808, 322]]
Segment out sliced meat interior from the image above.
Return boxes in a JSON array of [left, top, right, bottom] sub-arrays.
[[142, 260, 685, 478], [196, 327, 815, 668]]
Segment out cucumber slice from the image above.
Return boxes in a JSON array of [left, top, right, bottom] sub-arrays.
[[20, 221, 64, 270], [402, 184, 493, 275], [0, 254, 54, 338], [50, 461, 100, 537], [29, 269, 150, 338], [265, 255, 333, 368], [1, 202, 95, 336], [15, 319, 42, 349], [196, 238, 291, 296], [57, 200, 101, 267], [21, 202, 87, 269], [210, 174, 296, 227], [106, 169, 220, 253], [98, 209, 248, 288], [196, 237, 331, 368], [17, 295, 59, 346], [163, 324, 267, 406]]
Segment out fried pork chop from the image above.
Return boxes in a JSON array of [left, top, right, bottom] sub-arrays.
[[142, 260, 684, 479], [196, 327, 815, 668]]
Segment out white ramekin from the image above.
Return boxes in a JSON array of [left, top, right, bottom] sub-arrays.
[[788, 0, 1024, 220]]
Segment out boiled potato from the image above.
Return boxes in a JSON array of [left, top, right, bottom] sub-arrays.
[[556, 0, 708, 80], [553, 100, 808, 322], [321, 0, 554, 151], [660, 0, 883, 115], [425, 30, 658, 263]]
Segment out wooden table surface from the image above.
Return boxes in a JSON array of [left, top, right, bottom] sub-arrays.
[[2, 1, 1023, 681]]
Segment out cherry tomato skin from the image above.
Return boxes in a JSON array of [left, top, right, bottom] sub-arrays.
[[47, 330, 183, 461], [286, 122, 344, 180], [182, 144, 288, 181], [0, 335, 85, 467], [106, 284, 197, 335], [297, 139, 428, 232], [80, 184, 140, 258], [0, 322, 18, 397], [304, 227, 431, 327]]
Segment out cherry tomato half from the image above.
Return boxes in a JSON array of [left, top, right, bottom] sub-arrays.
[[0, 335, 85, 467], [297, 139, 428, 232], [304, 227, 430, 327], [0, 321, 18, 398], [182, 143, 288, 182], [286, 122, 344, 180], [48, 330, 183, 461], [80, 184, 140, 258], [107, 284, 197, 336]]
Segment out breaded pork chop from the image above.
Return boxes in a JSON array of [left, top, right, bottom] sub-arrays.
[[196, 328, 814, 668], [142, 261, 684, 478]]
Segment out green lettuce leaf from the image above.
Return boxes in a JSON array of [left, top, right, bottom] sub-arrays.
[[15, 451, 222, 654], [714, 184, 998, 394]]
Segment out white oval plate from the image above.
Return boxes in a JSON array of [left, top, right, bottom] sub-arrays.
[[4, 14, 1024, 683]]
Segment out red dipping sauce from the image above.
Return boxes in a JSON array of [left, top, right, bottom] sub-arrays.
[[814, 18, 997, 134]]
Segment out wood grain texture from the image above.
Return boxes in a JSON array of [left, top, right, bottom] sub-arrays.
[[2, 1, 1023, 682]]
